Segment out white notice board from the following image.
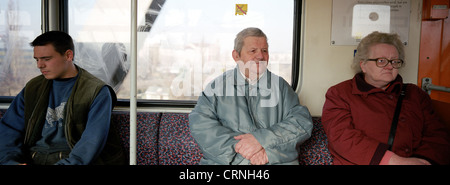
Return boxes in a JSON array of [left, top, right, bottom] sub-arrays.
[[331, 0, 410, 46]]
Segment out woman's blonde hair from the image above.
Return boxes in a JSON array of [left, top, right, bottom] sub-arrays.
[[352, 31, 405, 73]]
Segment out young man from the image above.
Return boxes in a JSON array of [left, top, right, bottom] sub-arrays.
[[189, 27, 313, 165], [0, 31, 126, 165]]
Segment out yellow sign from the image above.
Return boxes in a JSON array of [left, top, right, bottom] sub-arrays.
[[235, 4, 247, 15]]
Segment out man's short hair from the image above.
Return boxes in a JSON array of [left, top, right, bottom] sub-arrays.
[[234, 27, 268, 55], [30, 31, 75, 57]]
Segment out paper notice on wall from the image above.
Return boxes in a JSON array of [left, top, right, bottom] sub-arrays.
[[331, 0, 410, 45]]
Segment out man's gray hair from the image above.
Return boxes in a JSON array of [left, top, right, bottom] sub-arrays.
[[234, 27, 268, 55]]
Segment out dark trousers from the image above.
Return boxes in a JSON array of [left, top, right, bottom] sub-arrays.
[[30, 151, 70, 165]]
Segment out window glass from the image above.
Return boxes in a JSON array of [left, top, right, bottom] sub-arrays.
[[69, 0, 294, 101], [0, 0, 42, 96]]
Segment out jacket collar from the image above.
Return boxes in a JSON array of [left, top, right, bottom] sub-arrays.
[[352, 72, 403, 96], [228, 66, 272, 90]]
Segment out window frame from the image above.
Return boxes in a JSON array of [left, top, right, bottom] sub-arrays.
[[0, 0, 48, 104], [0, 0, 303, 108]]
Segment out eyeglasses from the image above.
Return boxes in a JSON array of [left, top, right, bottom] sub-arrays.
[[366, 58, 404, 69]]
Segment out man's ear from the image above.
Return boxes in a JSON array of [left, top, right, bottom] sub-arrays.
[[232, 50, 240, 62], [65, 49, 74, 62]]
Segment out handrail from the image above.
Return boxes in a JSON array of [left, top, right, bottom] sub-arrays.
[[422, 77, 450, 95], [129, 0, 138, 165]]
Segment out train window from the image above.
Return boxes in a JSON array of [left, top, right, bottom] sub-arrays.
[[0, 0, 42, 97], [73, 0, 296, 101]]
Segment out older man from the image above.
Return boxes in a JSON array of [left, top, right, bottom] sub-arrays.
[[189, 27, 313, 165]]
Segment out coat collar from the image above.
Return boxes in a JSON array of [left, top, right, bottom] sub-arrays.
[[352, 72, 403, 96], [227, 66, 272, 91]]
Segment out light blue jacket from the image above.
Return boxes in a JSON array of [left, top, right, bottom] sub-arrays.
[[189, 67, 313, 165]]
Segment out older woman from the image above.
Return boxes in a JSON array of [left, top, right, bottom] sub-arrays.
[[322, 31, 450, 165]]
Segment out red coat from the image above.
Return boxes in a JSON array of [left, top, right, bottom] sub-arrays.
[[322, 73, 450, 165]]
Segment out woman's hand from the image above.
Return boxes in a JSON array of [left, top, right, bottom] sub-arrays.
[[389, 153, 431, 165]]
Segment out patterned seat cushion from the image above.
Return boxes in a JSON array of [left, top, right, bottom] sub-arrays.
[[2, 108, 332, 165], [111, 111, 162, 165], [298, 117, 333, 165], [158, 113, 202, 165]]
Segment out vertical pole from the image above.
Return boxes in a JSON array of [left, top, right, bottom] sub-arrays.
[[129, 0, 138, 165]]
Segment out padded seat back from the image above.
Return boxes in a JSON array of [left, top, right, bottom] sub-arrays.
[[298, 117, 333, 165], [111, 112, 161, 165], [158, 113, 202, 165]]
